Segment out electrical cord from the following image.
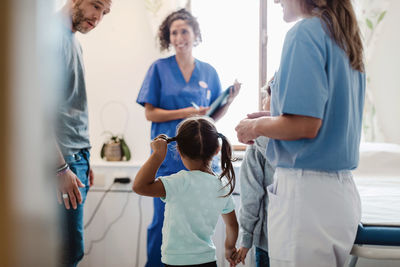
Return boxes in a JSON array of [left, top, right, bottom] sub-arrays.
[[85, 190, 131, 256], [134, 195, 143, 267], [84, 182, 115, 230]]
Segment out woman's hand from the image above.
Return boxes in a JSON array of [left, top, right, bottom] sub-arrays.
[[247, 110, 270, 119], [235, 118, 259, 144], [182, 106, 209, 117], [151, 135, 169, 160], [227, 79, 241, 105], [235, 247, 250, 265]]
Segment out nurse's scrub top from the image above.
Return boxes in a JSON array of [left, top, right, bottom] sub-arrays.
[[267, 17, 365, 171], [137, 55, 222, 176]]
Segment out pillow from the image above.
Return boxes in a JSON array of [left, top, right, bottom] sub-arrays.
[[355, 142, 400, 176]]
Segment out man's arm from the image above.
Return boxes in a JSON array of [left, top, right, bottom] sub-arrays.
[[55, 142, 84, 210]]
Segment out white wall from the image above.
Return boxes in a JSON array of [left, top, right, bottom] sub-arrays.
[[78, 0, 166, 164], [367, 0, 400, 144]]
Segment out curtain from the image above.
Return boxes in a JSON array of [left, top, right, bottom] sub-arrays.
[[354, 0, 390, 142]]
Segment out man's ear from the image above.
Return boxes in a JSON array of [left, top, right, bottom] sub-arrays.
[[71, 0, 82, 6], [214, 145, 221, 156]]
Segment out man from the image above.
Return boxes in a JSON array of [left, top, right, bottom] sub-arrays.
[[56, 0, 111, 266]]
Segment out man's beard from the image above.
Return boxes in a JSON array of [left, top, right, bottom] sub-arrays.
[[71, 2, 90, 33]]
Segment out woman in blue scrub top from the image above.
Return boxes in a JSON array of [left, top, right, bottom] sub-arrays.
[[137, 9, 240, 267], [236, 0, 365, 266]]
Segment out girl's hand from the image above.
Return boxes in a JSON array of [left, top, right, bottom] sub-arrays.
[[235, 247, 250, 265], [225, 247, 238, 267], [235, 118, 259, 144], [151, 135, 168, 159]]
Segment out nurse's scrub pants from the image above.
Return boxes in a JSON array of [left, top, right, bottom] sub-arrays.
[[266, 168, 361, 267], [146, 197, 165, 267]]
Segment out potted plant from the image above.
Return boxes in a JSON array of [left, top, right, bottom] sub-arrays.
[[100, 132, 131, 161]]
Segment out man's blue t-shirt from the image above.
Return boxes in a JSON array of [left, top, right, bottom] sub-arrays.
[[267, 17, 365, 171]]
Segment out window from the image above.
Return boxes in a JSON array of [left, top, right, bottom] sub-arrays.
[[191, 0, 296, 145], [266, 1, 296, 80], [191, 0, 259, 145]]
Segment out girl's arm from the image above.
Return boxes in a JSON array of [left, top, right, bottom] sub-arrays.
[[145, 103, 208, 123], [132, 137, 167, 198], [235, 114, 322, 144], [222, 210, 239, 267]]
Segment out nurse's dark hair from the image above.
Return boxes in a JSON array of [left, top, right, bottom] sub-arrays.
[[300, 0, 364, 72], [158, 8, 202, 51], [173, 116, 235, 197]]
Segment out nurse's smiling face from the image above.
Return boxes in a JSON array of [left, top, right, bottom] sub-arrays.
[[169, 19, 196, 55], [274, 0, 303, 23]]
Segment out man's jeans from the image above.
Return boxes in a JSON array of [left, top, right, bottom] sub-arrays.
[[255, 247, 270, 267], [60, 149, 90, 267]]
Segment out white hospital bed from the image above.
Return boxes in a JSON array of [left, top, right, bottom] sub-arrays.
[[349, 143, 400, 266]]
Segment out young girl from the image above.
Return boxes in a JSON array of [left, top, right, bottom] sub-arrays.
[[133, 116, 239, 267], [236, 0, 365, 266]]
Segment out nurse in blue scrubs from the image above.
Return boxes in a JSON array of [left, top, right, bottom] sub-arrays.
[[236, 0, 365, 266], [136, 9, 240, 267]]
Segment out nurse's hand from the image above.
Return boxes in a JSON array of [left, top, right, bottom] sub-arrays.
[[227, 80, 241, 105], [235, 118, 259, 144], [247, 110, 270, 119], [182, 106, 209, 118], [151, 135, 168, 160]]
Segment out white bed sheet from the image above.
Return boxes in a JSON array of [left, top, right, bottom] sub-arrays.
[[354, 175, 400, 224], [353, 142, 400, 225]]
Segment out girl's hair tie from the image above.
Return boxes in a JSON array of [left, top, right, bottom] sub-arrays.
[[156, 134, 176, 143], [217, 132, 225, 139], [166, 136, 177, 143]]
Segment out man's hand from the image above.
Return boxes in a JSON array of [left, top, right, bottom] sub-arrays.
[[89, 168, 94, 187], [57, 169, 85, 210]]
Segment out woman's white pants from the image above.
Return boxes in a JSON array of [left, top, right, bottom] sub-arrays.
[[267, 168, 361, 267]]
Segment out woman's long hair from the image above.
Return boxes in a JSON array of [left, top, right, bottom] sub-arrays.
[[301, 0, 364, 72]]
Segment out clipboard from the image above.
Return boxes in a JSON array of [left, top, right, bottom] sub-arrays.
[[206, 85, 233, 117]]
